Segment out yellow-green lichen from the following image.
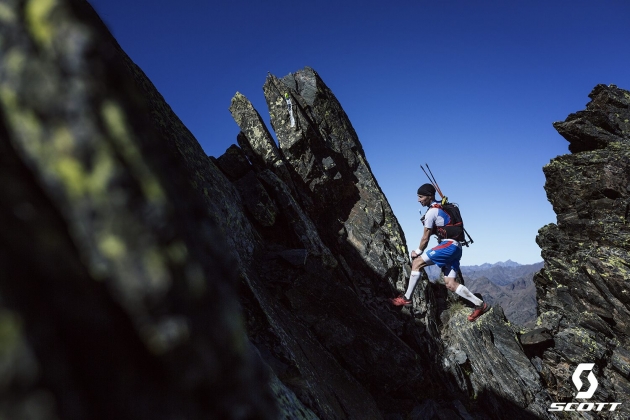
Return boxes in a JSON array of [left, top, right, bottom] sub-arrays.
[[52, 139, 115, 199], [86, 143, 115, 194], [143, 248, 170, 292], [572, 327, 601, 355], [54, 156, 85, 197], [2, 103, 43, 157], [101, 100, 166, 203], [25, 0, 57, 49], [99, 234, 126, 259], [52, 126, 73, 153]]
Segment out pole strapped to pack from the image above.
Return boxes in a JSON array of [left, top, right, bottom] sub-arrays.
[[421, 164, 446, 204]]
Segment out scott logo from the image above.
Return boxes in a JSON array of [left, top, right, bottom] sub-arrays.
[[548, 363, 621, 412], [572, 363, 598, 399]]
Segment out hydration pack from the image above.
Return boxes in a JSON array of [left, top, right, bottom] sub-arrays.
[[431, 202, 465, 243]]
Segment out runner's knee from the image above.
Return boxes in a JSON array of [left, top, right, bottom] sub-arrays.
[[411, 258, 426, 271], [444, 277, 460, 292]]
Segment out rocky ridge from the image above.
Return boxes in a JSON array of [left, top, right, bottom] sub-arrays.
[[533, 84, 630, 417], [1, 0, 629, 419]]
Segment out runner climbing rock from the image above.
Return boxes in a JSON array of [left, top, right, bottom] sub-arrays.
[[390, 183, 489, 322]]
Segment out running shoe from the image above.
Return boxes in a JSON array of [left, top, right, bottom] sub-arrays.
[[467, 302, 489, 322], [390, 295, 412, 307]]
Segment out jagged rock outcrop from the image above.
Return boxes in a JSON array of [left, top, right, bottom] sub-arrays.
[[534, 84, 630, 418], [3, 1, 628, 419], [441, 85, 630, 420], [226, 69, 443, 417]]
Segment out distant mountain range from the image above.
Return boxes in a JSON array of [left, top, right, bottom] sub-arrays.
[[426, 261, 543, 326], [464, 259, 522, 269]]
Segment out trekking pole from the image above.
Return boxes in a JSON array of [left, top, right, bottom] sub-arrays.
[[420, 165, 439, 195], [464, 228, 474, 245], [425, 164, 444, 197], [421, 164, 448, 205]]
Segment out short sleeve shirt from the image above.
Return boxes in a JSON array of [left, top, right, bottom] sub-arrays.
[[423, 202, 451, 230]]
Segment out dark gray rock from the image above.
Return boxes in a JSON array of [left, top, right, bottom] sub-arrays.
[[611, 347, 630, 379], [230, 92, 298, 195], [520, 328, 553, 346], [272, 249, 309, 267], [262, 69, 409, 292], [553, 84, 630, 153], [520, 328, 554, 359], [0, 0, 276, 419], [441, 305, 554, 419], [214, 144, 252, 181], [226, 90, 436, 415], [534, 83, 630, 417], [233, 171, 278, 227]]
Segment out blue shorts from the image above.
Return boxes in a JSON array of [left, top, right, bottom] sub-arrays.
[[421, 240, 461, 277]]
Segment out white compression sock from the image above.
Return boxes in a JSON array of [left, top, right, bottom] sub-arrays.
[[455, 284, 483, 306], [404, 271, 421, 299]]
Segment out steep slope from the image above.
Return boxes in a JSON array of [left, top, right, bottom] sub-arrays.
[[0, 1, 275, 419]]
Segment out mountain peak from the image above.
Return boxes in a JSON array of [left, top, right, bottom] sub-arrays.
[[496, 259, 520, 267]]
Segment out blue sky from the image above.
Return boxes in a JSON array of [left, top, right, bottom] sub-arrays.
[[88, 0, 630, 265]]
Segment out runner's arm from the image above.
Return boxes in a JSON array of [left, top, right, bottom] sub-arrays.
[[412, 227, 432, 258], [419, 227, 432, 253]]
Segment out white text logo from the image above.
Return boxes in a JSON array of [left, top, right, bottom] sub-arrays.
[[548, 363, 621, 412]]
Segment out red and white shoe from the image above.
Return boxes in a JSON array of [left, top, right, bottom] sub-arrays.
[[467, 303, 489, 322], [390, 295, 412, 307]]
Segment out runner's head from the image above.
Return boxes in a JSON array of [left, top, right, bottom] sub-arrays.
[[417, 183, 436, 206]]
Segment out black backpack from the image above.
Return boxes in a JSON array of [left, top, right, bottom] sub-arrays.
[[431, 202, 466, 243]]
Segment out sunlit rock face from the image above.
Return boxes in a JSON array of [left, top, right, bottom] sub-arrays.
[[226, 68, 441, 418], [535, 84, 630, 417]]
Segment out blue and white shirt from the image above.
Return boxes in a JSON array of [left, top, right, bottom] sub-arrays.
[[423, 201, 451, 231]]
